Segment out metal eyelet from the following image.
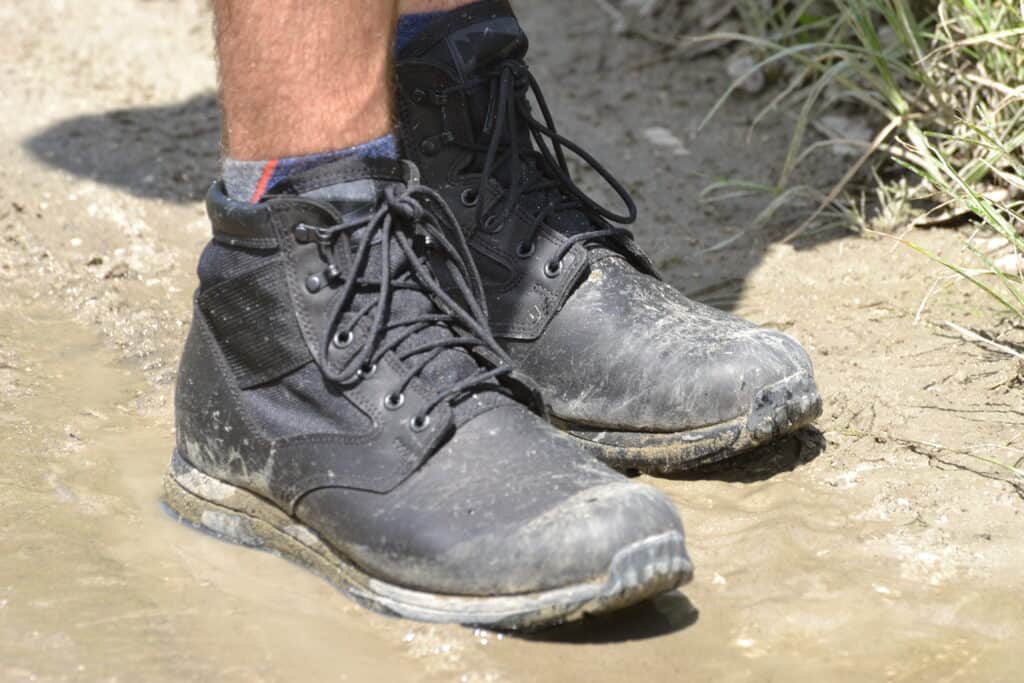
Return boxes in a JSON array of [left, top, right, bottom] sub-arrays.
[[305, 273, 325, 293], [359, 363, 377, 378], [482, 213, 502, 233], [384, 392, 405, 410], [333, 330, 354, 347], [420, 139, 439, 156], [410, 414, 431, 432], [544, 260, 563, 278], [516, 241, 535, 258], [460, 188, 479, 207]]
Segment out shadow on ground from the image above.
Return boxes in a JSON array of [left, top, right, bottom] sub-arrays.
[[24, 92, 221, 204], [522, 591, 699, 644], [22, 3, 855, 315], [672, 427, 827, 484]]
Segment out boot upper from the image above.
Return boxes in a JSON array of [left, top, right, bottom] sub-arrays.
[[175, 157, 687, 594], [395, 1, 818, 433]]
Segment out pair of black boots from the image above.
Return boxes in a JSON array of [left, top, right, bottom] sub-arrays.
[[165, 1, 821, 629]]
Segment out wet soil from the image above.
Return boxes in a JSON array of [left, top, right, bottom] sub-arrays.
[[2, 1, 1023, 681]]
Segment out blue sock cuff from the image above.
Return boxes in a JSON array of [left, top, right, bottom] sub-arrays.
[[262, 134, 398, 198], [271, 135, 398, 179], [224, 133, 398, 202], [395, 12, 444, 53]]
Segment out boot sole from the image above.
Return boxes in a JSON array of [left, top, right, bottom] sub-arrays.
[[162, 449, 692, 630], [556, 371, 823, 475]]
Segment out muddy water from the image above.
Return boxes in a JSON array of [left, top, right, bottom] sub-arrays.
[[2, 288, 1019, 682], [0, 299, 421, 681]]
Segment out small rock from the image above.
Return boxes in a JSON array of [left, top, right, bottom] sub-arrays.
[[726, 53, 765, 94], [643, 126, 689, 156], [103, 262, 134, 280], [817, 114, 874, 157], [993, 252, 1022, 275]]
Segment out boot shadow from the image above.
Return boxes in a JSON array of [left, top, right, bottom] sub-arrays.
[[519, 591, 698, 643], [671, 426, 827, 483], [23, 92, 221, 204]]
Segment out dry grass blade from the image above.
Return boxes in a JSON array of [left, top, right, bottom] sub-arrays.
[[783, 117, 902, 242], [944, 320, 1024, 359]]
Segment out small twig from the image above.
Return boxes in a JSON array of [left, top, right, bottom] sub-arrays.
[[963, 73, 1024, 99], [915, 276, 946, 326], [782, 117, 902, 244], [944, 320, 1024, 359], [840, 428, 1024, 480]]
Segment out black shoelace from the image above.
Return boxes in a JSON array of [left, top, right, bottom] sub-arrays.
[[446, 59, 638, 273], [270, 181, 513, 431]]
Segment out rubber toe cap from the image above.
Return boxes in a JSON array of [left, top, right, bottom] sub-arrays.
[[510, 256, 819, 432], [296, 406, 691, 596]]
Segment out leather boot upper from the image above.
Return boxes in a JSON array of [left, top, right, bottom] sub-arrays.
[[395, 1, 817, 433], [175, 157, 687, 594]]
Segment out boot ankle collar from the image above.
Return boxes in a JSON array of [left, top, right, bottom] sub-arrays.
[[205, 158, 415, 249]]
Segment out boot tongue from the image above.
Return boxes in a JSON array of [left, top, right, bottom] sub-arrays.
[[403, 1, 527, 146], [399, 0, 526, 80], [403, 2, 615, 248], [447, 13, 526, 81]]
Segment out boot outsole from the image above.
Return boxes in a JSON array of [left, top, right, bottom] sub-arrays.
[[557, 371, 823, 475], [162, 449, 692, 631]]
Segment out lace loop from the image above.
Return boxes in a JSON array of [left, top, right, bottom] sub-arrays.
[[385, 188, 426, 222], [443, 59, 639, 262], [272, 181, 513, 419]]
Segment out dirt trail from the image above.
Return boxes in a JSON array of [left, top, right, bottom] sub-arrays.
[[2, 1, 1022, 681]]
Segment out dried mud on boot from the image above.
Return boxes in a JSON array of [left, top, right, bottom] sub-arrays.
[[167, 157, 692, 628], [394, 0, 823, 472]]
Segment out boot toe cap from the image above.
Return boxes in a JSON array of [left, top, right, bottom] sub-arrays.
[[442, 480, 690, 595], [513, 258, 819, 432], [297, 407, 691, 596]]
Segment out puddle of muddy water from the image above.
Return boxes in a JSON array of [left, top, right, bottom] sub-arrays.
[[1, 291, 1020, 683], [0, 299, 441, 681]]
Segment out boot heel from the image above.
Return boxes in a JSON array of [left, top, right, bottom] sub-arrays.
[[163, 449, 289, 550]]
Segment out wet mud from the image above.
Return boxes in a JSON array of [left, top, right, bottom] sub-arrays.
[[3, 1, 1023, 681]]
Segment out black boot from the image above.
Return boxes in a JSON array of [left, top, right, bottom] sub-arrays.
[[394, 1, 822, 474], [166, 157, 691, 628]]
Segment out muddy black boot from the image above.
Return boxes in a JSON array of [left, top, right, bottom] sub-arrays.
[[165, 157, 691, 629], [394, 1, 822, 474]]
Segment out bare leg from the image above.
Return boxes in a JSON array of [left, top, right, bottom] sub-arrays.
[[213, 0, 398, 160], [399, 0, 474, 13]]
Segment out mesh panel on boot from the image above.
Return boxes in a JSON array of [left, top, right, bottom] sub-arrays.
[[197, 241, 278, 291]]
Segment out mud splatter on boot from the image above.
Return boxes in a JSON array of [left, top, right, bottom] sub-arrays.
[[167, 156, 692, 628], [394, 0, 822, 473]]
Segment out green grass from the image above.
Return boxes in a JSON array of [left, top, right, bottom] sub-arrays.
[[688, 1, 1024, 480], [699, 0, 1023, 249]]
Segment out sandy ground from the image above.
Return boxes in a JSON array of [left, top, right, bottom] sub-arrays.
[[2, 1, 1023, 681]]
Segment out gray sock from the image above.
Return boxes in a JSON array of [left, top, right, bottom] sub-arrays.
[[222, 133, 398, 202]]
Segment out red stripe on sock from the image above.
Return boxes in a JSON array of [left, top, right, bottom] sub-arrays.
[[249, 159, 279, 202]]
